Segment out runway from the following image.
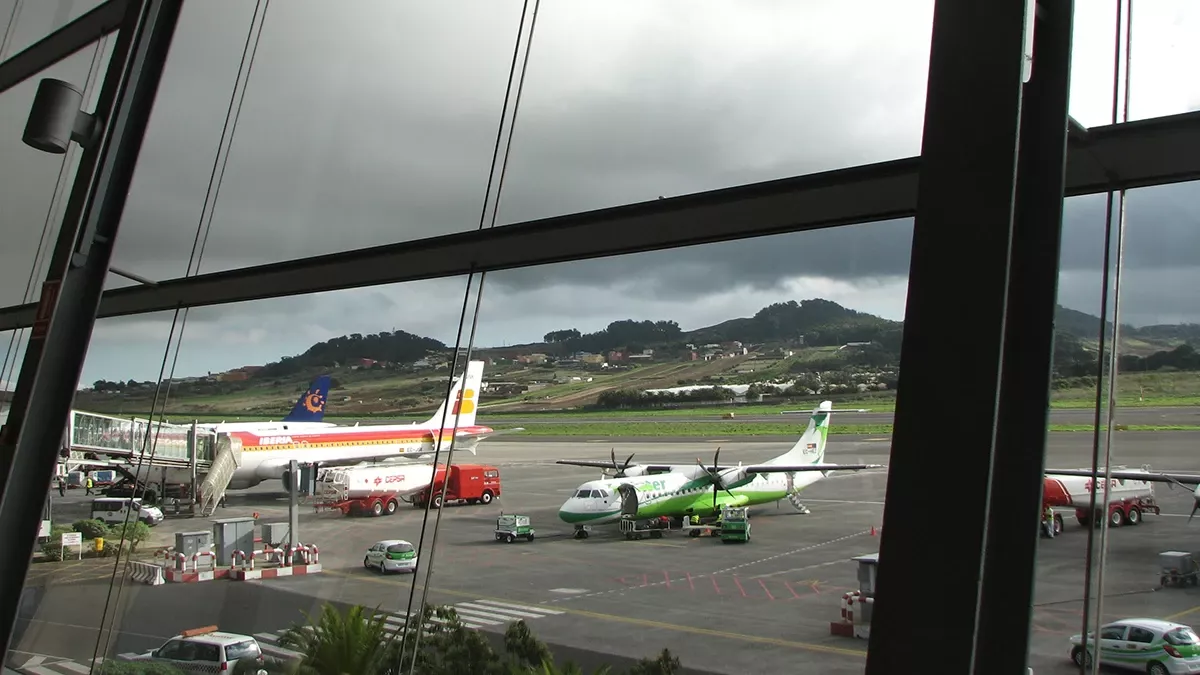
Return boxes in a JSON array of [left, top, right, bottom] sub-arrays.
[[10, 431, 1200, 674], [487, 405, 1200, 427]]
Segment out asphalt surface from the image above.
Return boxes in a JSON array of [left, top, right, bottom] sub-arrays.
[[484, 405, 1200, 427], [10, 431, 1200, 674]]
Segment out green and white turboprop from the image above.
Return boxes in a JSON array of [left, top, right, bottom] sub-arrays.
[[555, 400, 884, 539]]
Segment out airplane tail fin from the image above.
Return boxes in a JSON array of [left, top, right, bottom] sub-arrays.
[[427, 360, 485, 430], [768, 401, 834, 465], [282, 374, 332, 422]]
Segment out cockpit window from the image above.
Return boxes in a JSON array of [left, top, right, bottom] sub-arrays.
[[597, 490, 609, 498], [575, 490, 592, 498]]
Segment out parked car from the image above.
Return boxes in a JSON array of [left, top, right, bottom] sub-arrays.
[[1068, 618, 1200, 674], [124, 626, 267, 674]]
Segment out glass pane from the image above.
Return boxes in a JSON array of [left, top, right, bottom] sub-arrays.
[[1070, 0, 1200, 127], [0, 38, 112, 400], [1031, 179, 1200, 672], [0, 40, 110, 308], [0, 0, 107, 61], [110, 0, 935, 282]]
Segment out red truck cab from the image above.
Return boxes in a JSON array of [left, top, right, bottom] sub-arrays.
[[413, 464, 500, 509]]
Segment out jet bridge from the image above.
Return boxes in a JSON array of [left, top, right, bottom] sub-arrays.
[[61, 409, 241, 514]]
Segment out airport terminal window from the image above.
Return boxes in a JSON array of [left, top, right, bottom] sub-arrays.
[[3, 2, 1196, 675]]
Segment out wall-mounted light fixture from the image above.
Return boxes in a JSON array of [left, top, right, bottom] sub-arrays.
[[22, 78, 99, 154]]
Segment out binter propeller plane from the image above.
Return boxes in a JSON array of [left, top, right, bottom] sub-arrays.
[[554, 401, 885, 538]]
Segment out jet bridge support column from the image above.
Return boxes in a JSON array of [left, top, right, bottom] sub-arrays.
[[288, 459, 299, 560]]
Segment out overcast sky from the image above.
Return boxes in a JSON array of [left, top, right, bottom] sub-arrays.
[[0, 0, 1197, 386]]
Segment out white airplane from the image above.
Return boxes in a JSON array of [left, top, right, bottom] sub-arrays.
[[555, 401, 884, 538], [130, 361, 513, 492]]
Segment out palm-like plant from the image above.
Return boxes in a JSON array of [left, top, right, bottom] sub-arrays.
[[277, 604, 397, 675]]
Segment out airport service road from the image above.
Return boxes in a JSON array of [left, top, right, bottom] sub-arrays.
[[486, 405, 1200, 427], [14, 432, 1200, 675]]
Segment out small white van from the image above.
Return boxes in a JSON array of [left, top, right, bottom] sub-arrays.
[[90, 498, 164, 527]]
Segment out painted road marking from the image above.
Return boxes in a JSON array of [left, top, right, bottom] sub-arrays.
[[550, 588, 590, 594], [322, 569, 865, 659]]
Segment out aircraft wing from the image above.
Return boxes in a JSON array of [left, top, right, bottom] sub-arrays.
[[1046, 468, 1200, 487], [554, 460, 676, 473], [743, 463, 885, 474]]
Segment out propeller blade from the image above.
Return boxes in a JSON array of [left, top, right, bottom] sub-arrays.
[[1191, 501, 1199, 524], [623, 453, 635, 470]]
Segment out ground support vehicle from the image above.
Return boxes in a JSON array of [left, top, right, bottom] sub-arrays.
[[316, 491, 403, 517], [1159, 551, 1200, 588], [619, 515, 673, 540], [495, 514, 536, 543], [411, 464, 501, 509], [1068, 618, 1200, 673], [720, 507, 751, 543], [1075, 495, 1161, 529], [682, 514, 723, 538]]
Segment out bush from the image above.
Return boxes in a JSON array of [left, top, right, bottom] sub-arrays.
[[105, 520, 152, 552], [74, 518, 110, 539], [40, 524, 75, 559]]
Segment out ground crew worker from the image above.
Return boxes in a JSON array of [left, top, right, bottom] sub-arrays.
[[1043, 505, 1056, 538], [85, 474, 94, 495], [57, 476, 66, 497]]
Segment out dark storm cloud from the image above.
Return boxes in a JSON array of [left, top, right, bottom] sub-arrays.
[[4, 0, 1200, 382]]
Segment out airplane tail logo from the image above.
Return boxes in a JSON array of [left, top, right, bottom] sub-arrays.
[[769, 400, 832, 466], [429, 360, 484, 429], [282, 375, 332, 422]]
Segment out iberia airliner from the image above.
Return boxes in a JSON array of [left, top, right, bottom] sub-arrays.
[[222, 360, 494, 491]]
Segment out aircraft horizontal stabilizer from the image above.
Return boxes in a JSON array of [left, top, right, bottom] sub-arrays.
[[744, 463, 885, 474]]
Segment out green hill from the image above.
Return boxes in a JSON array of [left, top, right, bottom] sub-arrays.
[[72, 299, 1200, 417]]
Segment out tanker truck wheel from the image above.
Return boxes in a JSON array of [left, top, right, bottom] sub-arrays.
[[480, 491, 493, 505], [386, 500, 398, 515], [372, 500, 384, 517]]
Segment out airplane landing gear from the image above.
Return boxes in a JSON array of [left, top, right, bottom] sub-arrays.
[[573, 525, 591, 540]]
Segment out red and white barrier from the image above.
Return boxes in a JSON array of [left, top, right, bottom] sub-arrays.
[[129, 561, 165, 586], [229, 562, 322, 581]]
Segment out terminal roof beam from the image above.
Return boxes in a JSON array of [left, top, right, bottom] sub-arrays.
[[0, 0, 128, 95], [0, 109, 1198, 331]]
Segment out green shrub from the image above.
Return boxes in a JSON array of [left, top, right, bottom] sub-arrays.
[[105, 520, 152, 552], [40, 524, 76, 559], [74, 518, 110, 539]]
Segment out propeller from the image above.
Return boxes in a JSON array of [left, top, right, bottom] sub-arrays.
[[696, 446, 737, 512], [1191, 484, 1200, 524], [610, 448, 635, 479]]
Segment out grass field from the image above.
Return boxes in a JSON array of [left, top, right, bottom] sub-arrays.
[[76, 369, 1200, 423], [483, 422, 1200, 437]]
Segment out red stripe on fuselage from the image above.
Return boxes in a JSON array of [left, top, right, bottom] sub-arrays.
[[232, 425, 493, 450]]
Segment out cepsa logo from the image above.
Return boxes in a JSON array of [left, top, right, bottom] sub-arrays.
[[372, 475, 405, 485]]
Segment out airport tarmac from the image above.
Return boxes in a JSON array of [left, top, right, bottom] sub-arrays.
[[487, 405, 1200, 427], [11, 431, 1200, 674]]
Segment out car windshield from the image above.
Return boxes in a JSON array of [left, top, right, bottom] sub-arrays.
[[225, 640, 260, 660], [386, 543, 414, 554], [1166, 628, 1200, 646]]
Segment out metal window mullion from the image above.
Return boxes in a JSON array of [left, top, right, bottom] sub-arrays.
[[973, 1, 1075, 672], [864, 0, 1030, 671], [0, 0, 181, 657]]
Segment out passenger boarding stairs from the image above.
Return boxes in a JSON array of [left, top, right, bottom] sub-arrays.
[[197, 434, 243, 517]]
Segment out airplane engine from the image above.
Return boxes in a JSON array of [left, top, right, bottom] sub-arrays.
[[617, 465, 651, 478], [718, 466, 749, 486]]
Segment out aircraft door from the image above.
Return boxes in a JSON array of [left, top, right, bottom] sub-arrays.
[[617, 484, 638, 516]]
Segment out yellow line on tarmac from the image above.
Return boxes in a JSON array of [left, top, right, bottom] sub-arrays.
[[1164, 605, 1200, 621], [322, 569, 866, 659]]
